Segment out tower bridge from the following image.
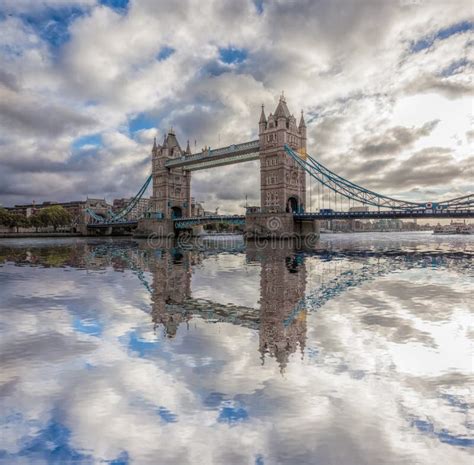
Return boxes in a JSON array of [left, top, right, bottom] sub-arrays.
[[85, 95, 474, 235]]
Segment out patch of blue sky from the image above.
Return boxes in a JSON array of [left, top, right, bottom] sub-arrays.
[[439, 58, 470, 77], [122, 331, 160, 357], [156, 46, 175, 61], [72, 134, 102, 151], [411, 418, 474, 448], [441, 393, 470, 412], [219, 46, 248, 64], [73, 317, 103, 337], [17, 6, 86, 51], [157, 406, 178, 423], [99, 0, 129, 13], [217, 401, 249, 425], [128, 113, 156, 135], [107, 451, 129, 465], [7, 417, 94, 464], [254, 0, 264, 15], [410, 20, 474, 53]]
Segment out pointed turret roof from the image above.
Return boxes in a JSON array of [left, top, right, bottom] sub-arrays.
[[186, 140, 191, 154], [299, 110, 306, 128], [152, 137, 157, 151], [259, 104, 267, 123], [274, 92, 291, 119], [162, 128, 181, 151]]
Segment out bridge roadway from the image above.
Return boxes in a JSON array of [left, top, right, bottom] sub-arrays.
[[87, 208, 473, 229], [294, 209, 474, 220], [164, 139, 260, 171], [173, 208, 473, 229], [174, 215, 245, 229], [87, 220, 139, 228]]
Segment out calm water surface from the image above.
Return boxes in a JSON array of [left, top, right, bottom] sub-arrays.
[[0, 233, 473, 465]]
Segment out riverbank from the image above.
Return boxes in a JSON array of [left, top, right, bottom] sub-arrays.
[[0, 232, 83, 238]]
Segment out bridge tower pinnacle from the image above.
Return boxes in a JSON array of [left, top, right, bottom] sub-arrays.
[[259, 94, 306, 214]]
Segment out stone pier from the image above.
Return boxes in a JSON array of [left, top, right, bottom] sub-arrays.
[[245, 211, 319, 241]]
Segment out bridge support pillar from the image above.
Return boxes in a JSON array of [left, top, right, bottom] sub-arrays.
[[245, 212, 319, 244], [135, 218, 176, 238], [294, 218, 320, 240], [191, 224, 205, 236], [77, 224, 91, 236], [245, 212, 295, 239]]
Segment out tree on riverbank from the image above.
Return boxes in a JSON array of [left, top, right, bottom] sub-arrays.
[[0, 208, 10, 226], [0, 209, 28, 232], [11, 214, 29, 232], [37, 206, 71, 231], [0, 206, 71, 231]]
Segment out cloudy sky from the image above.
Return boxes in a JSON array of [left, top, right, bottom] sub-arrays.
[[0, 0, 472, 211]]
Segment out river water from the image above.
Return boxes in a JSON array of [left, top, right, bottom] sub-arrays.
[[0, 233, 472, 465]]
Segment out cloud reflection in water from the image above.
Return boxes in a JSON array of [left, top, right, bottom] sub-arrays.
[[0, 235, 472, 465]]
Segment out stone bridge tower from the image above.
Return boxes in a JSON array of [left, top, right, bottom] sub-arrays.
[[151, 130, 191, 220], [259, 94, 306, 214], [246, 95, 318, 239], [138, 130, 192, 236]]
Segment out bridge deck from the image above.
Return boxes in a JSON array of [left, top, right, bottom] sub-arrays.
[[87, 221, 138, 228], [174, 215, 246, 229], [165, 139, 260, 171], [295, 209, 474, 220], [87, 209, 473, 228]]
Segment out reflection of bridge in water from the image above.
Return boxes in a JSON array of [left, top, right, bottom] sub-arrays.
[[2, 238, 469, 371], [85, 241, 472, 370]]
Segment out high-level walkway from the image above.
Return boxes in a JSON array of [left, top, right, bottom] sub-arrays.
[[164, 140, 260, 171]]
